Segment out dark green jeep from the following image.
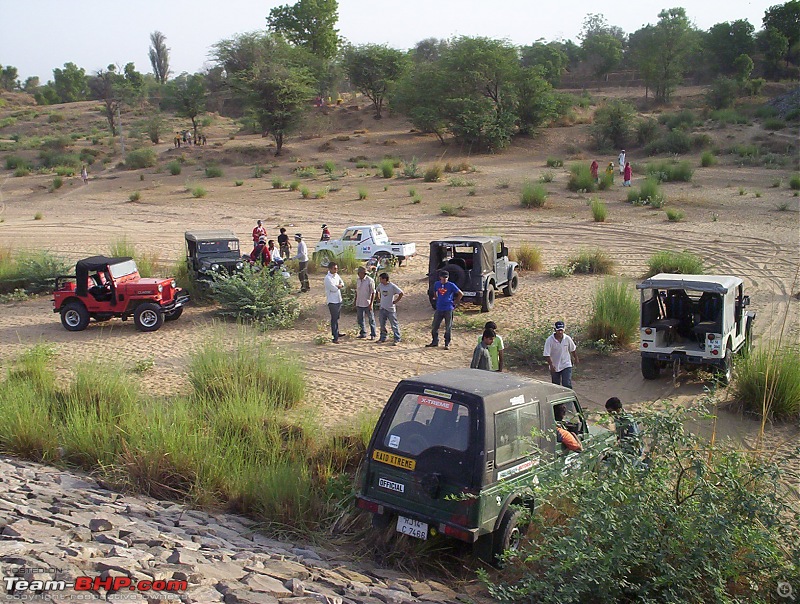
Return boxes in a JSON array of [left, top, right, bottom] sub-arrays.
[[356, 369, 611, 562]]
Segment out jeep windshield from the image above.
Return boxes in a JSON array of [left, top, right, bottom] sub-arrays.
[[198, 240, 239, 254], [382, 393, 470, 456], [108, 260, 139, 279]]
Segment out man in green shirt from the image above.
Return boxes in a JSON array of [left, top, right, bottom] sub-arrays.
[[476, 321, 504, 371]]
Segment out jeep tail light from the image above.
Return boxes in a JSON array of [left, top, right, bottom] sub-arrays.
[[712, 350, 719, 355], [643, 343, 648, 348], [707, 333, 714, 341], [441, 524, 473, 543], [645, 328, 652, 335], [355, 498, 382, 514]]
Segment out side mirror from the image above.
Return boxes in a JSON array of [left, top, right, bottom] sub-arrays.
[[741, 295, 750, 307], [501, 246, 508, 257]]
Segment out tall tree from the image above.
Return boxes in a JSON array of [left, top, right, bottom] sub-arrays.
[[266, 0, 339, 60], [214, 33, 314, 155], [343, 44, 408, 118], [53, 62, 88, 103], [579, 13, 626, 44], [762, 1, 800, 61], [582, 34, 623, 80], [758, 27, 790, 77], [22, 76, 39, 92], [520, 42, 569, 86], [164, 73, 207, 142], [149, 31, 171, 84], [1, 65, 19, 91], [705, 20, 755, 76], [88, 65, 124, 135]]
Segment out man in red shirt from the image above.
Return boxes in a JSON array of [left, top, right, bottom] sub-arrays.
[[252, 220, 267, 246]]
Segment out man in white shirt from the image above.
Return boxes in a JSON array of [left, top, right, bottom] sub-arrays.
[[355, 266, 376, 339], [543, 320, 578, 388], [618, 149, 626, 175], [293, 233, 309, 292], [324, 261, 345, 343]]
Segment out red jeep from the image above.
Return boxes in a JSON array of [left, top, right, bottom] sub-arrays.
[[53, 256, 189, 332]]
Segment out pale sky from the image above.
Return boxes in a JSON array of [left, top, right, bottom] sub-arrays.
[[0, 0, 776, 82]]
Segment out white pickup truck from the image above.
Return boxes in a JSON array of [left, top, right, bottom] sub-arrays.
[[312, 224, 416, 266]]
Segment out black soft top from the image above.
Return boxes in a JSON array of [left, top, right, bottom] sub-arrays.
[[398, 369, 574, 416], [75, 256, 131, 295]]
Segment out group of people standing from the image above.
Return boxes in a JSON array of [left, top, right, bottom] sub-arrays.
[[173, 131, 206, 147], [590, 149, 632, 187]]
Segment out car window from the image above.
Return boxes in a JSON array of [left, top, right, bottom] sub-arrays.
[[495, 403, 539, 466], [108, 260, 138, 278], [198, 240, 237, 253], [383, 393, 470, 456]]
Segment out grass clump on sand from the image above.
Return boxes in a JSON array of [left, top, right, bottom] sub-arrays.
[[510, 245, 542, 272], [521, 182, 547, 208], [646, 160, 694, 182], [504, 320, 554, 369], [567, 248, 613, 274], [627, 178, 664, 206], [567, 164, 596, 192], [423, 164, 442, 182], [645, 250, 703, 277], [0, 339, 365, 534], [590, 197, 607, 222], [732, 345, 800, 421], [586, 278, 639, 346], [0, 249, 70, 295]]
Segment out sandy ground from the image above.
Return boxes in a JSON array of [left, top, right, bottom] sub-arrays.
[[1, 100, 798, 450]]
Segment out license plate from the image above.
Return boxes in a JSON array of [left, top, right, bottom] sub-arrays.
[[396, 515, 428, 540]]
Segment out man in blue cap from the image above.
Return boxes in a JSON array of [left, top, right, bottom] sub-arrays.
[[543, 320, 578, 388]]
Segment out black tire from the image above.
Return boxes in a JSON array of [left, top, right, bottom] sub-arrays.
[[440, 263, 467, 290], [164, 307, 184, 321], [641, 356, 660, 380], [503, 271, 519, 297], [716, 347, 733, 385], [492, 508, 524, 566], [743, 320, 753, 355], [134, 303, 164, 332], [60, 302, 90, 331], [481, 285, 495, 313]]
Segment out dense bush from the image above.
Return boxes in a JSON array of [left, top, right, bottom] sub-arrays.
[[644, 130, 691, 155], [166, 160, 182, 175], [568, 248, 613, 274], [645, 250, 704, 277], [710, 108, 749, 124], [379, 158, 395, 178], [789, 174, 800, 190], [39, 151, 81, 169], [125, 148, 157, 169], [483, 403, 800, 603], [706, 76, 739, 110], [645, 160, 694, 182], [590, 197, 607, 222], [658, 110, 698, 131], [635, 118, 659, 146], [700, 151, 717, 167], [510, 245, 542, 272], [5, 155, 31, 170], [586, 278, 638, 345], [590, 100, 635, 149], [423, 164, 442, 182], [212, 265, 299, 329], [521, 182, 547, 208], [627, 178, 664, 206], [0, 250, 70, 295], [567, 164, 596, 192], [205, 166, 223, 178], [732, 345, 800, 420]]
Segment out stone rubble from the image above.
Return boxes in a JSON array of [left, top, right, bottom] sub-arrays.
[[0, 457, 493, 604]]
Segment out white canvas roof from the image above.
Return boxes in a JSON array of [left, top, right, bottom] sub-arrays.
[[637, 274, 743, 294]]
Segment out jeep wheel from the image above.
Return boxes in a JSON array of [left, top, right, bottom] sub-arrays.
[[716, 347, 733, 385], [134, 303, 164, 332], [440, 263, 466, 290], [641, 356, 660, 380], [503, 272, 519, 297], [743, 320, 753, 355], [481, 286, 495, 313], [61, 302, 90, 331], [492, 508, 525, 566], [164, 307, 184, 321]]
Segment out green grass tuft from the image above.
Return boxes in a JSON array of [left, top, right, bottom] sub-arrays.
[[645, 250, 703, 277]]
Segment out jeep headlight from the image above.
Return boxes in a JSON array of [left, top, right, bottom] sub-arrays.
[[236, 262, 243, 270], [211, 263, 219, 271], [158, 284, 163, 292], [171, 280, 176, 288]]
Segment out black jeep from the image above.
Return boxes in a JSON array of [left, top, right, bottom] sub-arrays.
[[427, 237, 519, 312], [184, 230, 243, 280]]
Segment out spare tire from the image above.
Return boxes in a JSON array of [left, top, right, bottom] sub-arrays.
[[440, 263, 467, 290]]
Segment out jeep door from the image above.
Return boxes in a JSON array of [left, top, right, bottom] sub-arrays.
[[493, 240, 508, 286], [362, 389, 482, 531]]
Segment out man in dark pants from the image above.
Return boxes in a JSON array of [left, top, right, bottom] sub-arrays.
[[293, 233, 309, 292], [426, 270, 463, 351], [324, 261, 345, 343]]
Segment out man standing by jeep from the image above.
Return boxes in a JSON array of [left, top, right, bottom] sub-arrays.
[[252, 220, 267, 246], [427, 270, 463, 351], [544, 321, 578, 388], [278, 228, 291, 260], [324, 261, 345, 343], [293, 233, 309, 293], [355, 266, 377, 340]]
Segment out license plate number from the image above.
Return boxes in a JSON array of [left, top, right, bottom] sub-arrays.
[[396, 515, 428, 540]]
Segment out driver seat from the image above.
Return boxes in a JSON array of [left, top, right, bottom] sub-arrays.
[[88, 274, 112, 302]]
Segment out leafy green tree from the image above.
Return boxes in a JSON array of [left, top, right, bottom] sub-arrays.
[[759, 26, 791, 78], [763, 0, 800, 61], [88, 65, 125, 135], [579, 13, 626, 44], [148, 31, 171, 84], [411, 38, 449, 63], [590, 100, 635, 148], [392, 62, 449, 142], [706, 76, 739, 109], [34, 84, 59, 105], [266, 0, 339, 60], [214, 33, 314, 155], [482, 403, 800, 603], [164, 73, 207, 143], [53, 62, 88, 103], [582, 33, 623, 80], [343, 44, 408, 119], [704, 20, 755, 76], [123, 63, 145, 101], [22, 76, 39, 92], [516, 67, 558, 135], [520, 43, 568, 86], [630, 9, 696, 102], [733, 53, 754, 82], [1, 65, 19, 91]]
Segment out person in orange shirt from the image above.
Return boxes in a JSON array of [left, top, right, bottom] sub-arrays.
[[554, 403, 582, 452], [252, 220, 267, 246]]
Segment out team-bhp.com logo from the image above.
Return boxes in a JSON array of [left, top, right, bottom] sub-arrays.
[[4, 574, 186, 599]]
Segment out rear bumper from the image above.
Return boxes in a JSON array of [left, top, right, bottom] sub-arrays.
[[355, 495, 480, 543], [641, 351, 724, 367]]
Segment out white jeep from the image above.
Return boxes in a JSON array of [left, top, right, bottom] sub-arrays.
[[312, 224, 416, 267], [636, 274, 755, 383]]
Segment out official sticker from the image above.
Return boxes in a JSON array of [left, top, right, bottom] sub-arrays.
[[373, 449, 416, 471], [510, 395, 525, 406], [378, 477, 405, 493], [497, 459, 534, 480], [418, 395, 454, 412], [388, 434, 400, 449]]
